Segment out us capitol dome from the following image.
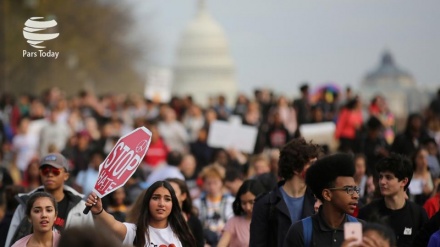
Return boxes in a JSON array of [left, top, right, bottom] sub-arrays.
[[172, 0, 238, 106]]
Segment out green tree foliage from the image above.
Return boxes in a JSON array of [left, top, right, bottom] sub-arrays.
[[2, 0, 146, 96]]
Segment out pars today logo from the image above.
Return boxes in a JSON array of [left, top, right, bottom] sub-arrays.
[[22, 17, 60, 59]]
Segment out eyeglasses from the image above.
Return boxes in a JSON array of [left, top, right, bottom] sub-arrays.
[[40, 166, 62, 176], [328, 186, 360, 195]]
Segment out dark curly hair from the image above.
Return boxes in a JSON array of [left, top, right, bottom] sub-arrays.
[[375, 153, 413, 191], [277, 137, 321, 180], [305, 153, 355, 201]]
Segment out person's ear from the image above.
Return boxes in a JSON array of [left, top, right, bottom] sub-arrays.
[[63, 172, 69, 182], [401, 177, 409, 188], [322, 189, 332, 202]]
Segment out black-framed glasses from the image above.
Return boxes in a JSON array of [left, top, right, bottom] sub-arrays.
[[328, 186, 360, 195]]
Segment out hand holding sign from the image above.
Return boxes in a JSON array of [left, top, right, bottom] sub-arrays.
[[83, 127, 152, 214], [85, 192, 103, 215]]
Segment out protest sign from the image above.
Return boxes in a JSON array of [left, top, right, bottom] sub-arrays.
[[299, 122, 337, 152], [83, 126, 152, 214], [144, 67, 173, 103], [207, 117, 258, 154]]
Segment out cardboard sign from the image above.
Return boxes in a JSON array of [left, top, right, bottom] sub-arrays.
[[299, 122, 337, 152], [207, 118, 258, 154], [93, 127, 152, 198], [144, 67, 173, 103]]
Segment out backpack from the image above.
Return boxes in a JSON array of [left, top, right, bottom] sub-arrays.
[[301, 214, 358, 247]]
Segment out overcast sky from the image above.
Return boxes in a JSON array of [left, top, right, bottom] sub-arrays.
[[129, 0, 440, 96]]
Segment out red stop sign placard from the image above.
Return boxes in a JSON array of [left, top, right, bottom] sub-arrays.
[[93, 126, 152, 198]]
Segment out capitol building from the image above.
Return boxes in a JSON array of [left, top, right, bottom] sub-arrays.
[[172, 1, 238, 106], [360, 51, 431, 119]]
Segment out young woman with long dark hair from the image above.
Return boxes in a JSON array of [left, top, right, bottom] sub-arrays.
[[86, 180, 196, 247], [11, 192, 60, 247]]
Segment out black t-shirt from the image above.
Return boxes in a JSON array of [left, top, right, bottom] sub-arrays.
[[54, 195, 69, 231], [283, 209, 362, 247], [358, 199, 428, 247]]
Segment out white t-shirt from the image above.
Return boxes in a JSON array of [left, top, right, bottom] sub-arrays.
[[122, 223, 183, 247]]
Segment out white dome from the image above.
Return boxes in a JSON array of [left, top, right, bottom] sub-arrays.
[[173, 2, 237, 106]]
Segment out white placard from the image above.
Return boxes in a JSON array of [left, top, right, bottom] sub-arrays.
[[207, 120, 258, 154], [145, 67, 173, 103], [299, 122, 337, 151]]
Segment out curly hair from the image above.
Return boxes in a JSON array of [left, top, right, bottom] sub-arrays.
[[277, 137, 321, 180], [376, 153, 413, 191], [305, 153, 355, 201]]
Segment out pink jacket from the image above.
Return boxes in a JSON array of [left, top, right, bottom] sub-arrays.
[[11, 231, 60, 247]]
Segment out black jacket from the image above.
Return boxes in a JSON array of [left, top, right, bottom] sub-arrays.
[[250, 181, 316, 247]]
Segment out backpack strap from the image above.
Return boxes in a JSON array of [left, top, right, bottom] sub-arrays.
[[301, 215, 357, 247], [219, 195, 227, 222], [200, 196, 207, 227], [347, 215, 359, 222], [301, 216, 313, 247]]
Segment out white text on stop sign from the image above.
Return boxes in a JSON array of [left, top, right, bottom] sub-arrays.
[[103, 141, 142, 180]]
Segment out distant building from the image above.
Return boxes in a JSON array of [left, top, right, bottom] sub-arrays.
[[172, 1, 238, 106], [360, 51, 429, 119]]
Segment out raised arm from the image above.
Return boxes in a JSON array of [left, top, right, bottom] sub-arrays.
[[85, 192, 127, 241]]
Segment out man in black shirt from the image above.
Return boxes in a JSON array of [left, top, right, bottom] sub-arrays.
[[358, 153, 428, 247], [283, 153, 361, 247]]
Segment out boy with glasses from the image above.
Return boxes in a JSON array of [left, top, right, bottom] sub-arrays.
[[357, 153, 428, 247], [283, 153, 361, 247], [5, 153, 94, 247]]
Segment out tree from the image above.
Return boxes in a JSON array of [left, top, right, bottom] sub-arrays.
[[2, 0, 148, 97]]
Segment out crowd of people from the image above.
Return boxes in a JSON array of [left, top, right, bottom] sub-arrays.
[[0, 84, 440, 247]]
